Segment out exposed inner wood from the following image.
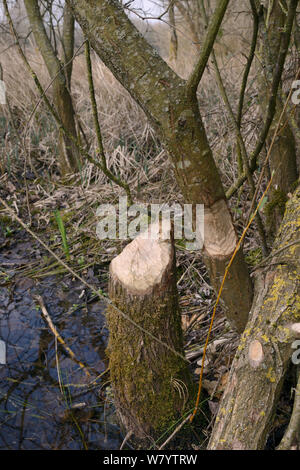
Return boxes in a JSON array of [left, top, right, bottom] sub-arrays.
[[203, 199, 237, 258]]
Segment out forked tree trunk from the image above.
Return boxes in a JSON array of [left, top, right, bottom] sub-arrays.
[[68, 0, 253, 333], [24, 0, 80, 175], [107, 222, 194, 446], [208, 185, 300, 450]]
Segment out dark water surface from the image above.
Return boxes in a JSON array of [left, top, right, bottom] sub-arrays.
[[0, 236, 121, 449]]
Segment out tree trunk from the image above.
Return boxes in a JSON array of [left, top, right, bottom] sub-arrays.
[[107, 222, 194, 446], [258, 0, 298, 236], [24, 0, 80, 175], [67, 0, 253, 333], [208, 185, 300, 450]]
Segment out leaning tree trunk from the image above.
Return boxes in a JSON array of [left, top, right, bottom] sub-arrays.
[[107, 222, 194, 446], [24, 0, 80, 175], [68, 0, 253, 333], [208, 185, 300, 450], [277, 366, 300, 449]]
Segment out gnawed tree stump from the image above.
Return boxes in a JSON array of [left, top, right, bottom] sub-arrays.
[[208, 186, 300, 450], [107, 222, 194, 446]]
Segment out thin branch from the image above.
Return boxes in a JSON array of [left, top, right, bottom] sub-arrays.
[[199, 0, 268, 253], [168, 0, 178, 61], [245, 69, 299, 228], [34, 294, 90, 377], [235, 0, 261, 175], [23, 0, 63, 82], [248, 0, 298, 169], [251, 240, 300, 271], [158, 413, 192, 450], [174, 0, 201, 48]]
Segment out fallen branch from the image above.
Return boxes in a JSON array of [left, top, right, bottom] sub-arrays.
[[33, 294, 90, 377]]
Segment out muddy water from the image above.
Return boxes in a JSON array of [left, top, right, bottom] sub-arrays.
[[0, 236, 121, 449]]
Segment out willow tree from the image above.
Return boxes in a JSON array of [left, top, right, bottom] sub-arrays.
[[24, 0, 80, 175], [65, 0, 299, 449]]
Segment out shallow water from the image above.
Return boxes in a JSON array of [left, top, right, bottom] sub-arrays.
[[0, 237, 121, 450]]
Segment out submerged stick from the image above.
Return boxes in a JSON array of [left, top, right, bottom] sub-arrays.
[[34, 294, 90, 377]]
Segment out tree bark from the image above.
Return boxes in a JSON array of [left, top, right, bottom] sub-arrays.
[[258, 0, 298, 236], [107, 222, 194, 446], [208, 185, 300, 450], [67, 0, 253, 333], [24, 0, 80, 175], [62, 2, 75, 88]]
